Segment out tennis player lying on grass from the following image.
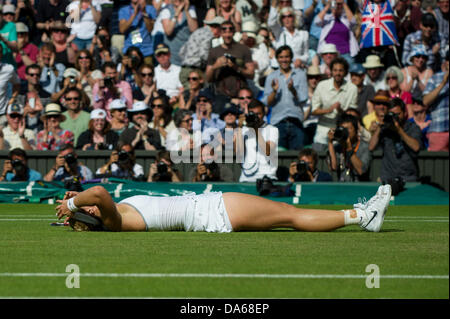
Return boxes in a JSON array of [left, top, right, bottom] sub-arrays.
[[56, 184, 392, 233]]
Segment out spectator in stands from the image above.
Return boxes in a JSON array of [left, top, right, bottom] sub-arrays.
[[89, 25, 120, 70], [0, 148, 42, 182], [35, 0, 70, 43], [385, 66, 413, 118], [274, 6, 309, 69], [118, 46, 144, 92], [160, 0, 199, 67], [234, 87, 254, 114], [49, 20, 78, 68], [189, 142, 234, 182], [43, 143, 93, 183], [311, 57, 358, 151], [393, 0, 421, 60], [434, 0, 448, 51], [303, 66, 321, 146], [236, 0, 262, 26], [165, 108, 194, 152], [288, 147, 332, 182], [36, 103, 75, 151], [153, 43, 184, 107], [362, 90, 390, 134], [109, 99, 129, 135], [147, 149, 182, 182], [314, 43, 339, 79], [148, 95, 176, 147], [14, 22, 39, 83], [423, 50, 449, 151], [15, 0, 39, 45], [408, 97, 431, 149], [133, 63, 159, 106], [219, 102, 242, 147], [92, 61, 133, 120], [119, 101, 162, 151], [178, 16, 225, 89], [51, 67, 89, 107], [0, 4, 18, 66], [205, 0, 242, 32], [402, 13, 442, 72], [0, 103, 36, 150], [267, 0, 302, 40], [192, 89, 225, 140], [304, 0, 326, 50], [0, 46, 21, 127], [66, 0, 102, 50], [76, 109, 119, 150], [362, 55, 386, 92], [60, 88, 90, 146], [263, 45, 308, 150], [18, 64, 51, 134], [369, 97, 423, 183], [179, 69, 205, 111], [349, 63, 375, 118], [327, 113, 371, 181], [205, 19, 255, 114], [96, 142, 145, 181], [236, 99, 278, 182], [401, 45, 434, 100], [37, 43, 65, 97], [74, 49, 97, 108], [119, 0, 157, 64], [314, 0, 358, 65]]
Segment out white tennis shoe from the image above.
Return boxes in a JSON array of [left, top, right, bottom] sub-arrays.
[[356, 184, 392, 232]]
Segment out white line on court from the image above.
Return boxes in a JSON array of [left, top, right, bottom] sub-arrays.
[[0, 272, 447, 280]]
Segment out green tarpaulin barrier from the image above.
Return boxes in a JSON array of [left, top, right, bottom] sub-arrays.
[[0, 180, 447, 205]]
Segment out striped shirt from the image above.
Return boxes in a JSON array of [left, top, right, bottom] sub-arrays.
[[423, 71, 449, 133]]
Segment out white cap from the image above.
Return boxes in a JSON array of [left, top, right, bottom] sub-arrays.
[[90, 109, 107, 119], [129, 101, 148, 113], [7, 103, 24, 115], [63, 68, 80, 78], [91, 69, 103, 80], [109, 99, 127, 110], [2, 4, 15, 14]]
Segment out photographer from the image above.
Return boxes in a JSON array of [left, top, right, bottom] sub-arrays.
[[189, 143, 233, 182], [147, 150, 182, 182], [0, 148, 42, 182], [118, 46, 144, 91], [43, 143, 93, 187], [236, 99, 279, 182], [289, 148, 332, 183], [95, 143, 144, 181], [369, 98, 423, 183], [89, 26, 120, 70], [327, 114, 371, 182]]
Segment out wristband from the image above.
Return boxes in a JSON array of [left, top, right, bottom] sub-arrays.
[[67, 197, 80, 213]]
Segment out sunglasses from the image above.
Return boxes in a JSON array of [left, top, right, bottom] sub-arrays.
[[198, 98, 209, 103], [27, 73, 40, 77], [188, 77, 199, 81], [182, 118, 193, 123], [414, 55, 428, 60], [386, 76, 398, 80], [113, 108, 127, 112], [221, 27, 234, 31], [141, 72, 153, 77], [152, 103, 164, 108], [282, 14, 294, 18], [239, 96, 252, 100], [78, 56, 90, 60], [9, 114, 23, 119], [65, 97, 80, 101]]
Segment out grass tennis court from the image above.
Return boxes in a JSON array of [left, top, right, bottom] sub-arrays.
[[0, 203, 448, 299]]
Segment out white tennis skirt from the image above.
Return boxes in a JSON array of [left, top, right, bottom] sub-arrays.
[[119, 192, 233, 233]]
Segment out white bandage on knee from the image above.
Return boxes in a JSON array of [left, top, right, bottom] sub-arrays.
[[342, 209, 362, 226], [67, 197, 80, 213]]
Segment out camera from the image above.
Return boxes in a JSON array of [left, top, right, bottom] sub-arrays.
[[130, 55, 141, 69], [118, 150, 130, 164], [103, 77, 115, 89], [69, 77, 76, 85], [333, 126, 349, 144], [98, 34, 108, 47], [245, 111, 259, 127], [63, 176, 83, 192], [97, 143, 108, 150], [383, 112, 398, 128], [64, 153, 77, 165], [11, 159, 26, 175], [200, 162, 220, 181], [157, 161, 168, 175], [224, 53, 236, 64], [296, 161, 308, 176]]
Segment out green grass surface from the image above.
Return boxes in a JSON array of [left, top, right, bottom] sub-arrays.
[[0, 204, 448, 299]]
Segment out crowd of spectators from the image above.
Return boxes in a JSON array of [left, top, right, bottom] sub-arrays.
[[0, 0, 448, 187]]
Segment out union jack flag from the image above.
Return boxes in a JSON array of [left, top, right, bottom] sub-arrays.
[[360, 0, 399, 48]]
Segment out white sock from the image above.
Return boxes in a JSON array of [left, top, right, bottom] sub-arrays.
[[342, 209, 363, 226]]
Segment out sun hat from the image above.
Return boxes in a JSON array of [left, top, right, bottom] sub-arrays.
[[63, 68, 80, 78], [16, 22, 29, 33], [307, 65, 321, 76], [320, 43, 338, 55], [370, 90, 391, 106], [203, 16, 225, 26], [408, 45, 429, 65], [362, 55, 384, 69], [220, 103, 242, 120], [40, 103, 66, 121], [109, 99, 127, 110]]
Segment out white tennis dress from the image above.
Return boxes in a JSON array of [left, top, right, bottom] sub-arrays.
[[119, 192, 233, 233]]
